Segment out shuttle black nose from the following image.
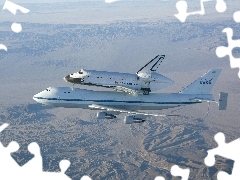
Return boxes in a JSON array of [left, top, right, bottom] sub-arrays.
[[63, 75, 71, 82], [63, 75, 83, 84]]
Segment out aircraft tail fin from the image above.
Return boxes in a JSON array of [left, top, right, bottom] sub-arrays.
[[179, 69, 222, 94], [137, 55, 165, 74]]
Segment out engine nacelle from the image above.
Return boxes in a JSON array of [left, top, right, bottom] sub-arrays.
[[124, 115, 145, 124], [124, 116, 134, 124], [97, 112, 116, 119]]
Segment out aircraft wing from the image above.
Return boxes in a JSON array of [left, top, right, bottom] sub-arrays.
[[89, 104, 177, 117], [89, 104, 134, 113]]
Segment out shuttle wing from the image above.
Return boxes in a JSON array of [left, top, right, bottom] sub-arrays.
[[114, 86, 140, 95], [97, 85, 141, 95], [87, 84, 141, 95]]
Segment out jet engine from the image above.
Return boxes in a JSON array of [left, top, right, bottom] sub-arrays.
[[124, 115, 146, 124], [97, 112, 116, 119]]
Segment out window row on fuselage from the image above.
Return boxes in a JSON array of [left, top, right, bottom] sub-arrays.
[[85, 75, 140, 86]]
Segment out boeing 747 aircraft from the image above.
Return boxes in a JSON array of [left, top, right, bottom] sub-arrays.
[[33, 69, 228, 124], [64, 55, 174, 95]]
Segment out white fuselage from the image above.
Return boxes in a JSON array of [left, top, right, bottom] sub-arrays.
[[33, 87, 214, 111]]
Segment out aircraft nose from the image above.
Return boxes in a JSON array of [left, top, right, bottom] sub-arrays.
[[33, 96, 37, 102], [63, 74, 83, 84], [63, 75, 70, 82], [33, 92, 43, 103], [64, 75, 76, 83]]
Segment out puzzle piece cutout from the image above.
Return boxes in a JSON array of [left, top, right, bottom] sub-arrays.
[[1, 1, 30, 51], [154, 165, 190, 180], [105, 0, 119, 3], [175, 0, 227, 22], [0, 124, 92, 180], [0, 123, 9, 132], [216, 28, 240, 78], [0, 44, 7, 51], [3, 0, 30, 15], [171, 165, 190, 180], [205, 132, 240, 180], [81, 175, 92, 180], [2, 0, 30, 33], [155, 176, 165, 180], [233, 11, 240, 23]]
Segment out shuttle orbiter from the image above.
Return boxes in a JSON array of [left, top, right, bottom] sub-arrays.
[[64, 55, 174, 95]]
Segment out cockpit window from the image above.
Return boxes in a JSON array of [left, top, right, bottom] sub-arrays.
[[78, 70, 83, 74]]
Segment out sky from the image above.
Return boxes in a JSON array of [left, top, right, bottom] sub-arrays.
[[1, 0, 171, 4], [3, 0, 154, 3]]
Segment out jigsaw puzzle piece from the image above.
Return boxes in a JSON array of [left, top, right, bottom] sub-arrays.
[[171, 165, 190, 180], [233, 11, 240, 23], [215, 0, 227, 13], [0, 123, 9, 132], [21, 142, 42, 172], [0, 141, 22, 179], [175, 0, 189, 22], [41, 160, 71, 180], [154, 176, 165, 180], [3, 0, 30, 15], [218, 159, 240, 180], [175, 0, 227, 22], [18, 142, 43, 179], [216, 28, 240, 78], [205, 132, 240, 179], [154, 165, 190, 180], [205, 132, 240, 166], [81, 175, 92, 180], [105, 0, 119, 3], [0, 123, 78, 180], [217, 171, 236, 180]]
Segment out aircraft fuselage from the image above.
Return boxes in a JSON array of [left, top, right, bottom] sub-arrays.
[[64, 69, 174, 93], [33, 87, 214, 111]]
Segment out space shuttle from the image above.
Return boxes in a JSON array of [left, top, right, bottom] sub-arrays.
[[34, 69, 227, 124], [64, 55, 174, 95]]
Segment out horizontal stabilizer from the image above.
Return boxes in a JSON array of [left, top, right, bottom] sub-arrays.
[[219, 92, 228, 110]]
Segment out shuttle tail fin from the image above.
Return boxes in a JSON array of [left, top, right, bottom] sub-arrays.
[[179, 69, 222, 94], [137, 55, 165, 74]]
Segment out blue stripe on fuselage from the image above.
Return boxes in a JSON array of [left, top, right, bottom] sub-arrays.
[[33, 97, 200, 105]]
